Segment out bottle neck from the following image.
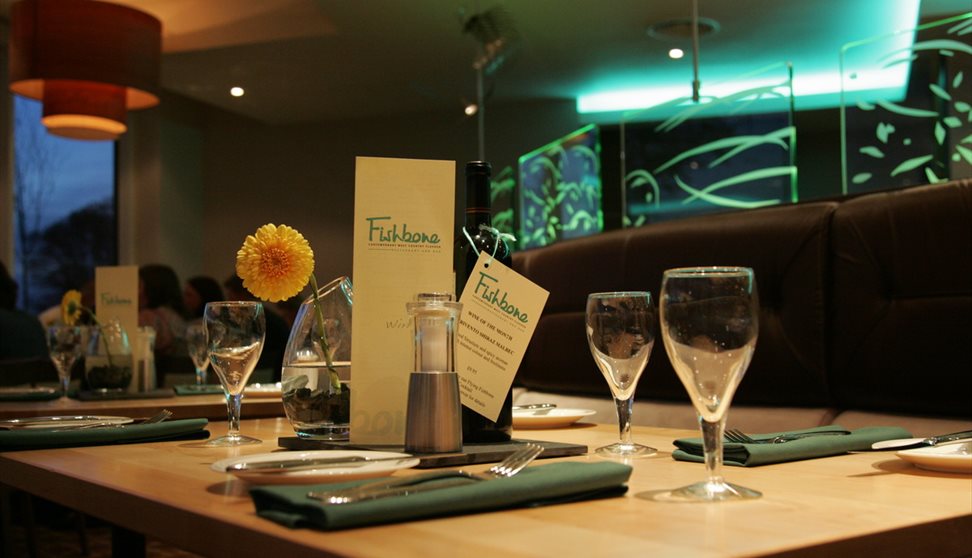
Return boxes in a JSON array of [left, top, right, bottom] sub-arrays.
[[464, 171, 492, 228], [464, 208, 492, 228]]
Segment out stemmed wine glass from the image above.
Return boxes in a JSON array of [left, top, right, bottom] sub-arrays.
[[204, 301, 266, 446], [47, 325, 84, 398], [585, 291, 656, 458], [659, 267, 760, 501], [185, 323, 209, 386]]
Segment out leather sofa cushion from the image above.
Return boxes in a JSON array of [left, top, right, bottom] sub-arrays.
[[829, 180, 972, 417], [515, 200, 838, 408]]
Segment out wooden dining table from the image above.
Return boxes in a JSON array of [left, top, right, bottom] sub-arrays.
[[0, 418, 969, 557], [0, 391, 284, 421]]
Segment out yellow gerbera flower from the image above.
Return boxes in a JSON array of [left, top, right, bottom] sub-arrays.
[[236, 223, 315, 302], [61, 290, 83, 325]]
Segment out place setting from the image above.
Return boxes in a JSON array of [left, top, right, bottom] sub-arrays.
[[512, 404, 597, 429], [0, 409, 210, 450]]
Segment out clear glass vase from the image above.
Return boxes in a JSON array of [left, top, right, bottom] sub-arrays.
[[84, 319, 133, 392], [281, 276, 353, 439]]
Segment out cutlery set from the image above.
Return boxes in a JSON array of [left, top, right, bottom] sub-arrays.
[[305, 443, 544, 504]]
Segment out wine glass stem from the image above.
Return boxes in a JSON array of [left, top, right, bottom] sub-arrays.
[[195, 367, 206, 385], [700, 417, 726, 486], [59, 373, 70, 396], [225, 392, 243, 438], [615, 396, 635, 445]]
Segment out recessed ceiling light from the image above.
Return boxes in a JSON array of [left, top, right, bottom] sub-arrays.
[[668, 48, 684, 59], [230, 86, 245, 97]]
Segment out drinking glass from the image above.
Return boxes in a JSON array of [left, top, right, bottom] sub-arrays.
[[204, 301, 266, 446], [659, 267, 760, 501], [186, 323, 209, 385], [47, 325, 84, 397], [585, 291, 656, 458]]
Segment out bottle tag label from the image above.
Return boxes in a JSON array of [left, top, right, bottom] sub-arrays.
[[456, 252, 549, 421]]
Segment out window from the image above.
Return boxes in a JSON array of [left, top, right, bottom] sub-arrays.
[[12, 96, 117, 314]]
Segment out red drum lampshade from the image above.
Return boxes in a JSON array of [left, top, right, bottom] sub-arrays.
[[8, 0, 162, 141]]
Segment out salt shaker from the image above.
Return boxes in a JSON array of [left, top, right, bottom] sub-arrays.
[[404, 292, 463, 453]]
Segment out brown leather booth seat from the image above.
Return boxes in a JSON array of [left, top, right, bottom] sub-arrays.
[[512, 180, 972, 436]]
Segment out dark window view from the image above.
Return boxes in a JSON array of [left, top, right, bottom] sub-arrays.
[[12, 96, 117, 315]]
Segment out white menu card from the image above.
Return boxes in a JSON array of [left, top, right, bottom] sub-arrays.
[[350, 157, 455, 445]]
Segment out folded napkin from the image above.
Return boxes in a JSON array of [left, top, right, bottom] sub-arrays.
[[0, 387, 60, 402], [673, 425, 912, 467], [174, 384, 224, 396], [251, 461, 632, 531], [0, 418, 210, 451]]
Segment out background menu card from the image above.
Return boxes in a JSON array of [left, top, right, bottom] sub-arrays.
[[95, 266, 140, 391], [350, 157, 455, 444], [457, 253, 549, 421]]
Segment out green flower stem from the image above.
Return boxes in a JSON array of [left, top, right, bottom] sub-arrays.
[[309, 274, 341, 393]]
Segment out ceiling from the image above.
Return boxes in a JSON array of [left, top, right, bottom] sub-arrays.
[[2, 0, 969, 125]]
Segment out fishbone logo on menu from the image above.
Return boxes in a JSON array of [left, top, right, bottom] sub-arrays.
[[365, 216, 441, 248]]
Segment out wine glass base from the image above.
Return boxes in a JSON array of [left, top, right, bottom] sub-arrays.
[[655, 480, 761, 503], [595, 442, 657, 458], [205, 434, 262, 447]]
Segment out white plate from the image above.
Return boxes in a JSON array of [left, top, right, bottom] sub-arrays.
[[244, 382, 282, 398], [513, 408, 596, 429], [211, 450, 420, 485], [0, 415, 133, 429], [896, 441, 972, 474]]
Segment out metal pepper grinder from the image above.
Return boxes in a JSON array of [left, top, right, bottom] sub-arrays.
[[404, 292, 463, 453]]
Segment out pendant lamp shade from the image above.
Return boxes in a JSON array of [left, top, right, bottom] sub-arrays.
[[8, 0, 162, 141]]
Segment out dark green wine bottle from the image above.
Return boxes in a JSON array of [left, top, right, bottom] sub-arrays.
[[455, 161, 513, 443]]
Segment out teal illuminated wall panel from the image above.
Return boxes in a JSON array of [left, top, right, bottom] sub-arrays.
[[517, 124, 603, 249]]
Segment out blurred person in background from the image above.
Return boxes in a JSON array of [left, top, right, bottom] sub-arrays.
[[183, 275, 224, 322], [0, 260, 48, 360], [139, 264, 188, 357]]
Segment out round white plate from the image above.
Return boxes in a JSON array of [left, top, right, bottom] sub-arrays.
[[513, 408, 596, 429], [0, 415, 133, 429], [244, 382, 282, 398], [896, 442, 972, 474], [211, 450, 420, 485]]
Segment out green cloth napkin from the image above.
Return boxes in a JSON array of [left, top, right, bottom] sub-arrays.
[[672, 425, 912, 467], [174, 384, 224, 395], [0, 388, 60, 402], [250, 461, 632, 531], [0, 418, 210, 451]]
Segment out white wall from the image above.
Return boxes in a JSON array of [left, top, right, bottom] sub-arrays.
[[158, 97, 585, 289]]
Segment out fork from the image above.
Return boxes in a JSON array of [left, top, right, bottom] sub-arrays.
[[724, 427, 851, 444], [56, 409, 173, 431], [307, 442, 544, 504]]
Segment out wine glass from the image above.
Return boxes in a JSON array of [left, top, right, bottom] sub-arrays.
[[185, 323, 209, 386], [659, 266, 760, 501], [204, 301, 266, 446], [47, 325, 84, 398], [585, 291, 656, 458]]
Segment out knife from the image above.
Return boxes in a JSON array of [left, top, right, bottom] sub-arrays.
[[226, 455, 417, 474], [870, 429, 972, 451]]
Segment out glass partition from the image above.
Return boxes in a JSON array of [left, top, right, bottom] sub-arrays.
[[841, 13, 972, 193], [516, 124, 603, 249], [619, 62, 797, 227]]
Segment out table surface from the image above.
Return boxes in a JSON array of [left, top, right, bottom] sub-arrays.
[[0, 392, 284, 421], [1, 419, 970, 558]]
